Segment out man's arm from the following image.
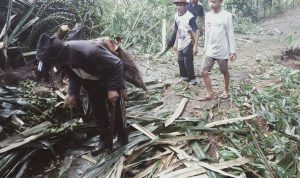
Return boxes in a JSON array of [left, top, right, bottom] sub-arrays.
[[199, 16, 205, 33], [198, 5, 205, 33], [173, 22, 179, 52], [189, 17, 199, 55], [204, 16, 208, 53], [66, 68, 81, 97], [226, 14, 236, 61], [64, 67, 81, 108]]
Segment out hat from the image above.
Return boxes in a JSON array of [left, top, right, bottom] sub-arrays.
[[173, 0, 188, 4], [36, 33, 67, 65]]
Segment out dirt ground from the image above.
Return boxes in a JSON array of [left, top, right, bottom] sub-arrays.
[[136, 7, 300, 122], [61, 7, 300, 177]]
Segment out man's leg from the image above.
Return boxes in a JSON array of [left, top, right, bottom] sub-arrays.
[[178, 50, 188, 81], [114, 93, 129, 149], [183, 44, 196, 84], [200, 56, 215, 100], [82, 80, 113, 156], [217, 59, 230, 98]]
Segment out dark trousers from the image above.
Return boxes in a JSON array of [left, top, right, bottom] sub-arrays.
[[81, 80, 109, 131], [178, 43, 195, 81], [81, 80, 125, 136]]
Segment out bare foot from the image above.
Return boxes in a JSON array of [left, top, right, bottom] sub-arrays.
[[199, 93, 214, 101], [220, 91, 230, 99]]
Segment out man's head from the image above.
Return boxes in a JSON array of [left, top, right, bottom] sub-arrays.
[[191, 0, 198, 5], [89, 37, 122, 55], [173, 0, 188, 15], [36, 33, 67, 66], [209, 0, 223, 10]]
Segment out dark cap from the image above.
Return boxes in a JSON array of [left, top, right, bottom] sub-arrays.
[[36, 33, 66, 65]]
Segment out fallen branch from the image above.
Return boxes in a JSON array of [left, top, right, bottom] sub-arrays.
[[59, 156, 74, 178], [189, 127, 249, 134], [82, 155, 97, 164], [155, 135, 207, 145], [55, 90, 67, 100], [132, 161, 158, 178], [157, 157, 252, 178], [205, 114, 258, 128], [274, 28, 283, 34], [0, 132, 44, 153], [165, 98, 189, 127], [249, 128, 278, 178], [0, 121, 52, 148]]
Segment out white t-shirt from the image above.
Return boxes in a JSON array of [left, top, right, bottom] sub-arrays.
[[204, 10, 236, 59], [175, 11, 194, 51]]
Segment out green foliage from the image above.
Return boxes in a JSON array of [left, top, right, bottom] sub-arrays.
[[18, 80, 57, 125], [231, 63, 300, 178], [225, 0, 259, 21], [98, 0, 174, 53], [285, 27, 300, 49]]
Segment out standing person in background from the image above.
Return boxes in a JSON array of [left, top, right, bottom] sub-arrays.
[[173, 0, 199, 85], [200, 0, 236, 101], [186, 0, 205, 35]]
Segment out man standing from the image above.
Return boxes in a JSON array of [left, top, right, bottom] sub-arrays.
[[186, 0, 205, 34], [200, 0, 236, 100], [173, 0, 199, 85]]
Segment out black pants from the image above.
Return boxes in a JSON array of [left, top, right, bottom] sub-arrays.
[[81, 80, 125, 135], [178, 43, 195, 81], [81, 80, 109, 131]]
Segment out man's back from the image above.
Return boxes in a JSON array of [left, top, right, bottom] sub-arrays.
[[186, 3, 204, 18]]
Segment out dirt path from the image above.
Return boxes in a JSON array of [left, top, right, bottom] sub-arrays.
[[136, 7, 300, 122]]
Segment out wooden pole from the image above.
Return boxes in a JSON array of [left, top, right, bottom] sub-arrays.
[[162, 19, 167, 51]]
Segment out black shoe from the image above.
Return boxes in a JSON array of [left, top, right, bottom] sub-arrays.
[[118, 126, 129, 145], [91, 128, 113, 156]]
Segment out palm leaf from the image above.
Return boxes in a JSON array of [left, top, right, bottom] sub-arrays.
[[7, 7, 36, 44], [2, 0, 13, 42]]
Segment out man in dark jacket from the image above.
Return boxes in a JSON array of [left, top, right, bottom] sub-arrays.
[[187, 0, 205, 33], [36, 33, 126, 156]]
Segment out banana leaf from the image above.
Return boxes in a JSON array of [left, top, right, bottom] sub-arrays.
[[7, 7, 38, 45]]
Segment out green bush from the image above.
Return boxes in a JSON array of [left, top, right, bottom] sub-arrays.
[[97, 0, 174, 53]]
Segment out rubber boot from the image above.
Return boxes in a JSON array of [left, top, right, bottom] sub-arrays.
[[91, 128, 113, 156], [113, 125, 130, 150], [118, 125, 129, 145]]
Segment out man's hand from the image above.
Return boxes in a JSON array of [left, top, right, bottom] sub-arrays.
[[229, 53, 237, 61], [173, 46, 178, 53], [60, 25, 70, 32], [193, 46, 198, 56], [0, 42, 3, 49], [108, 90, 119, 105], [63, 95, 78, 108], [121, 89, 128, 101]]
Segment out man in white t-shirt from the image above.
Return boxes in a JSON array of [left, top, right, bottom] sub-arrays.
[[200, 0, 236, 101], [173, 0, 199, 85]]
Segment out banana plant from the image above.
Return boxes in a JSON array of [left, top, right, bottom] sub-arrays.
[[0, 0, 38, 71]]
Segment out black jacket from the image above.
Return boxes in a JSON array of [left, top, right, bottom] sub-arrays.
[[36, 34, 124, 94]]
